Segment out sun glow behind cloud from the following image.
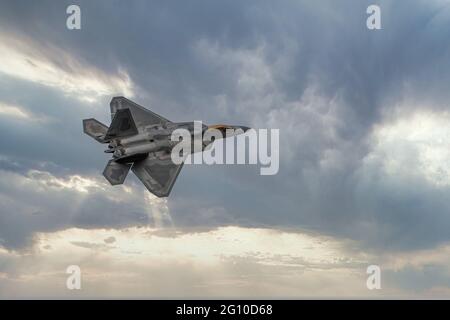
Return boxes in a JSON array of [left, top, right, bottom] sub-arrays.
[[0, 226, 374, 298], [1, 225, 449, 298]]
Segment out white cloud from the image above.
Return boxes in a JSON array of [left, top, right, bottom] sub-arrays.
[[0, 102, 30, 119], [0, 102, 50, 123], [0, 32, 134, 102], [27, 170, 105, 193], [365, 109, 450, 187]]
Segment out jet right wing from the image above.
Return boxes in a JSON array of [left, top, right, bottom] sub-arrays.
[[110, 96, 171, 131], [131, 152, 184, 197]]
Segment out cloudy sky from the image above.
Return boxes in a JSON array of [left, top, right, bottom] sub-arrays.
[[1, 0, 450, 298]]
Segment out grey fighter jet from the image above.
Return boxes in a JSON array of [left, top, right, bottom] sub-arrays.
[[83, 97, 249, 197]]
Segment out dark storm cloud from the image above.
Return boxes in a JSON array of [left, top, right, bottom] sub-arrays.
[[1, 0, 450, 253]]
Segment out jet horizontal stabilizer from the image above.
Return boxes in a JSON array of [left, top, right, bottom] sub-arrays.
[[103, 159, 131, 185], [82, 118, 109, 143]]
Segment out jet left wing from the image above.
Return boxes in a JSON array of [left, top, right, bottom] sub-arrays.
[[131, 152, 184, 197], [110, 96, 171, 132]]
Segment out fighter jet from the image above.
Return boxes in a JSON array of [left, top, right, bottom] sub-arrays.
[[83, 97, 249, 197]]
